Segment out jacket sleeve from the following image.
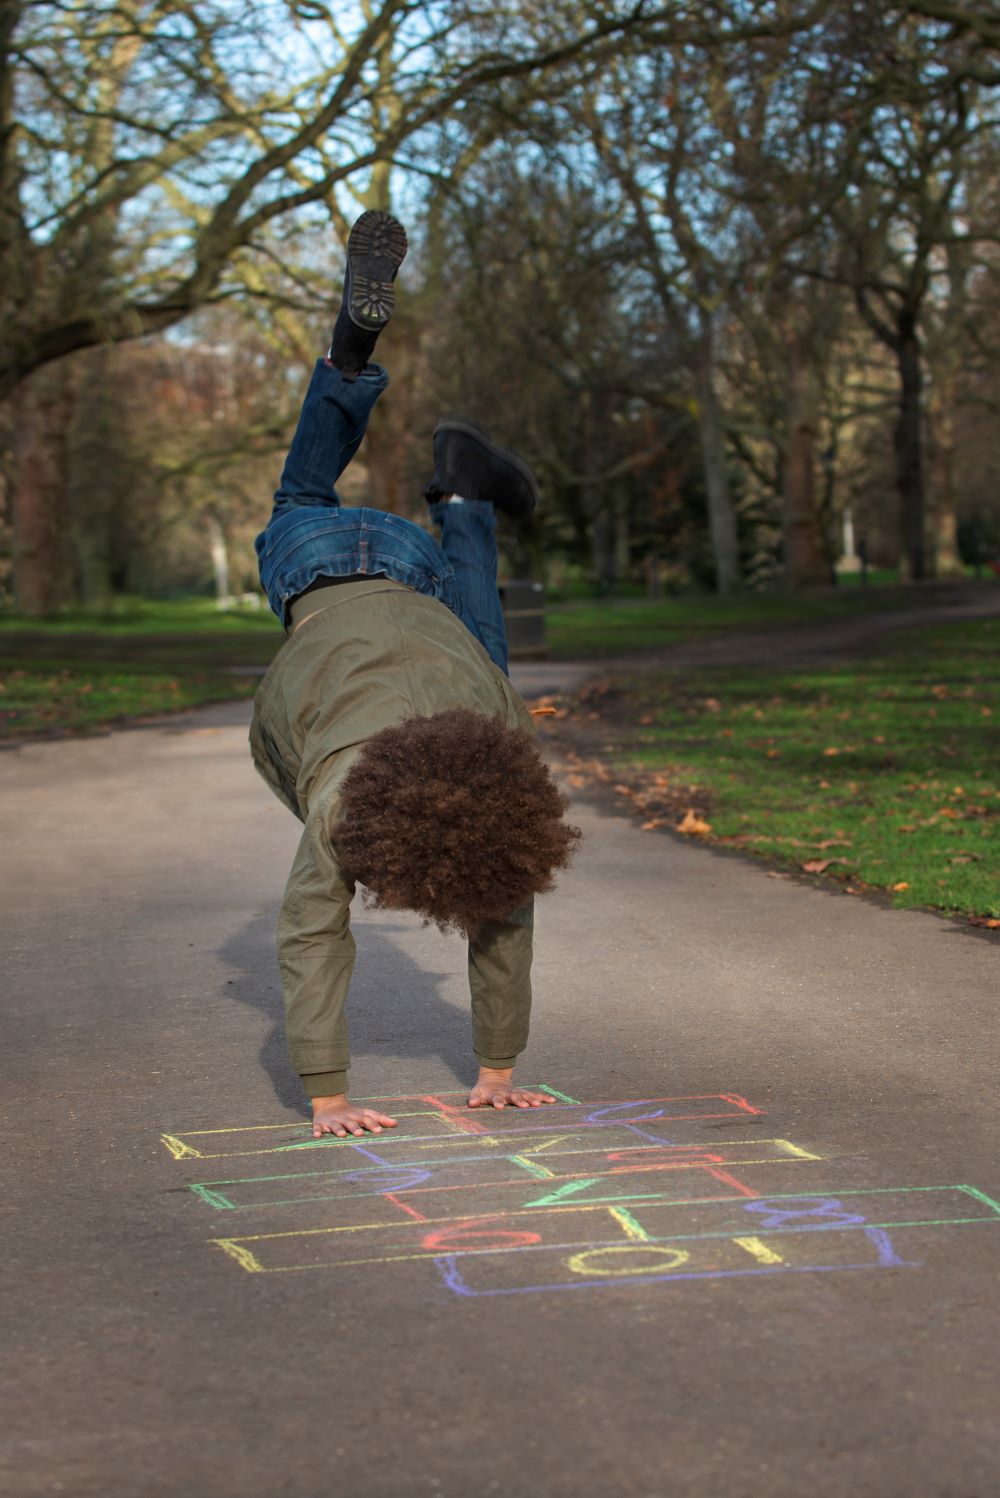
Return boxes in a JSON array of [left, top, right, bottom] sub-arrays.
[[249, 700, 304, 821], [276, 790, 357, 1097], [464, 679, 538, 1067], [467, 900, 534, 1067]]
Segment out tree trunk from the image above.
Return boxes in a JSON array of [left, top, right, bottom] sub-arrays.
[[614, 490, 630, 583], [926, 236, 970, 580], [1, 4, 33, 379], [207, 515, 230, 606], [580, 394, 613, 591], [589, 502, 614, 591], [11, 367, 73, 615], [363, 316, 419, 517], [67, 348, 116, 610], [695, 363, 741, 593], [895, 315, 926, 581], [927, 396, 964, 578], [782, 330, 831, 586]]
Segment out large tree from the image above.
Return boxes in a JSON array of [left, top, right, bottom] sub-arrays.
[[1, 0, 838, 401], [774, 6, 1000, 579], [3, 0, 839, 612]]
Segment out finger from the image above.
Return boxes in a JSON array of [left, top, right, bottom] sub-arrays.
[[492, 1096, 506, 1108], [468, 1095, 484, 1108], [313, 1126, 323, 1138], [348, 1123, 366, 1135], [333, 1126, 349, 1137], [540, 1093, 557, 1104]]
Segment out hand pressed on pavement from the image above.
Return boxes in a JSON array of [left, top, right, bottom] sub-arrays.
[[311, 1096, 399, 1138], [468, 1067, 558, 1110]]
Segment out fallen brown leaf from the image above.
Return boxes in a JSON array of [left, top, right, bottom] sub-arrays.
[[641, 819, 666, 831], [969, 916, 1000, 929], [892, 881, 910, 891], [677, 808, 712, 836]]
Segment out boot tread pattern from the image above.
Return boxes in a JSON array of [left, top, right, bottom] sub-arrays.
[[347, 211, 408, 329]]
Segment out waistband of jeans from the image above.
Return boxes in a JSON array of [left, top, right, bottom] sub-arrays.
[[286, 576, 407, 631]]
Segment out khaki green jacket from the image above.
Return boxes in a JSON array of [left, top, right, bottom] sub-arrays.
[[249, 578, 536, 1098]]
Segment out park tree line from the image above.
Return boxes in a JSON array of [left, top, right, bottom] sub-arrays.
[[2, 0, 1000, 613]]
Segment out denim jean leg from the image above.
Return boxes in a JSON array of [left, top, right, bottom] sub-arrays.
[[428, 498, 509, 673], [269, 360, 389, 521]]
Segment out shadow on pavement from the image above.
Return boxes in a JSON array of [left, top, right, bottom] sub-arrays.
[[216, 910, 475, 1114]]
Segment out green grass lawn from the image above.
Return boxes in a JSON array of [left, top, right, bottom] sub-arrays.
[[0, 595, 281, 636], [570, 616, 999, 921], [0, 583, 994, 741], [543, 579, 978, 658], [0, 661, 263, 738], [0, 598, 282, 736]]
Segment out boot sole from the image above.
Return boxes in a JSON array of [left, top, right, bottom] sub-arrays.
[[346, 211, 409, 330], [432, 420, 540, 516]]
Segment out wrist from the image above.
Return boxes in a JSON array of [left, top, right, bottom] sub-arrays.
[[312, 1093, 348, 1109]]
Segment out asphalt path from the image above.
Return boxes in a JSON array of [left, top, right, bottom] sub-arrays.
[[2, 653, 999, 1498]]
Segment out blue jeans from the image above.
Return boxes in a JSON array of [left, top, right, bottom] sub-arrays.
[[255, 360, 510, 672]]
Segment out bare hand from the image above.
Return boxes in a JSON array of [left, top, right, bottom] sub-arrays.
[[468, 1068, 558, 1110], [311, 1096, 399, 1138]]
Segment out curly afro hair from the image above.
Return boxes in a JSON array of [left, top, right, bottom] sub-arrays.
[[331, 708, 581, 936]]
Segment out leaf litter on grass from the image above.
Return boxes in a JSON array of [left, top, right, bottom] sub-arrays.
[[0, 661, 258, 738], [534, 617, 1000, 923]]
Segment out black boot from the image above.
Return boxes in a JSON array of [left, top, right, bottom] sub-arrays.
[[424, 420, 539, 521], [328, 210, 408, 379]]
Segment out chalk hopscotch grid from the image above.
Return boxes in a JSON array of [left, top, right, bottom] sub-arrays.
[[160, 1089, 761, 1161], [160, 1091, 1000, 1297], [188, 1139, 821, 1213]]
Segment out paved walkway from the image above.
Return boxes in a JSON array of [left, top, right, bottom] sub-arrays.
[[513, 583, 1000, 697], [2, 626, 999, 1496]]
